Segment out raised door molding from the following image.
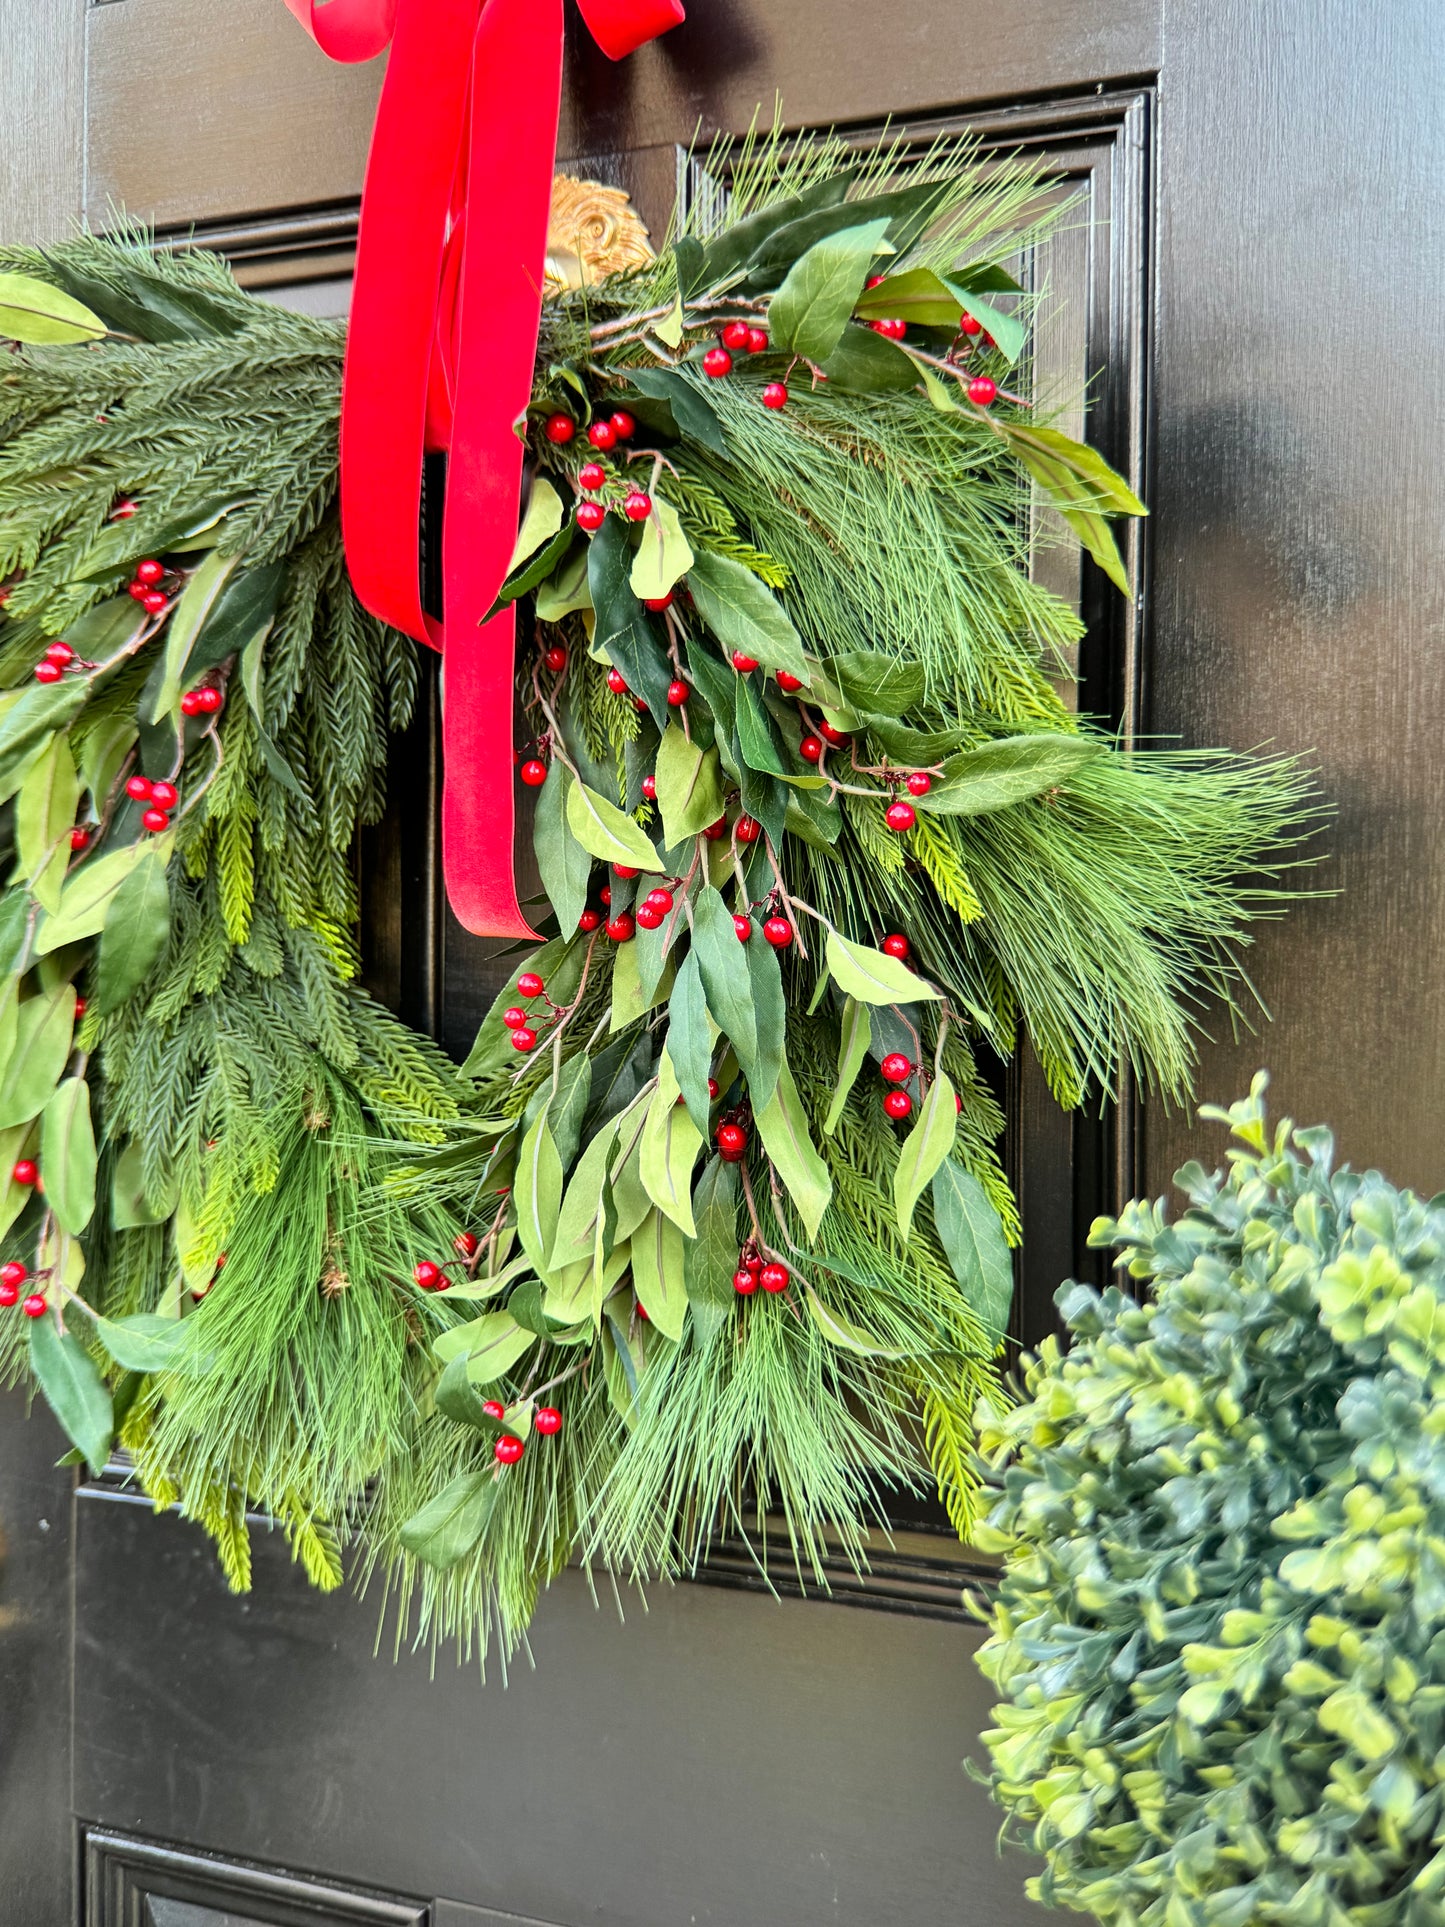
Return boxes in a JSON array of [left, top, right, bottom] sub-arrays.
[[85, 1829, 429, 1927]]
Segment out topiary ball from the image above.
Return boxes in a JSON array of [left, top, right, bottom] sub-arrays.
[[974, 1074, 1445, 1926]]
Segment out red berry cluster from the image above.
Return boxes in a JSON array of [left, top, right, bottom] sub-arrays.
[[180, 685, 223, 719], [502, 968, 550, 1051], [32, 638, 81, 685], [731, 1238, 788, 1296], [125, 556, 172, 619], [125, 772, 180, 834], [704, 321, 775, 402], [634, 883, 675, 932]]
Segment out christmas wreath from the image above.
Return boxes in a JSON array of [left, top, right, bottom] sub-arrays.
[[0, 135, 1310, 1658]]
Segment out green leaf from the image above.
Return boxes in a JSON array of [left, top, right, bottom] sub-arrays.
[[691, 887, 764, 1093], [893, 1070, 956, 1240], [923, 732, 1104, 816], [36, 838, 155, 953], [16, 734, 79, 915], [686, 551, 810, 684], [434, 1352, 511, 1428], [852, 265, 968, 327], [742, 931, 787, 1116], [533, 763, 592, 933], [802, 1284, 901, 1358], [733, 672, 788, 776], [150, 549, 237, 723], [622, 367, 729, 455], [639, 1051, 702, 1235], [0, 1124, 35, 1239], [631, 1207, 688, 1340], [549, 1115, 622, 1270], [1001, 425, 1146, 593], [954, 261, 1024, 296], [654, 724, 725, 845], [609, 934, 674, 1033], [534, 543, 592, 621], [824, 929, 939, 1005], [629, 497, 695, 602], [79, 715, 136, 811], [743, 178, 948, 287], [565, 777, 665, 872], [30, 1312, 112, 1474], [0, 677, 89, 769], [460, 935, 586, 1082], [588, 514, 674, 722], [110, 1138, 176, 1229], [398, 1469, 499, 1569], [514, 1113, 563, 1277], [0, 271, 105, 344], [822, 996, 871, 1135], [490, 524, 574, 613], [863, 715, 972, 763], [698, 168, 861, 287], [932, 1157, 1014, 1341], [433, 1310, 536, 1382], [0, 982, 75, 1130], [831, 649, 925, 718], [0, 895, 30, 983], [935, 277, 1025, 365], [183, 562, 284, 689], [818, 324, 919, 394], [755, 1057, 832, 1240], [685, 1154, 740, 1346], [506, 477, 565, 573], [536, 1049, 592, 1173], [666, 951, 713, 1134], [93, 845, 171, 1016], [93, 1312, 194, 1374], [40, 1076, 96, 1235], [768, 217, 893, 364]]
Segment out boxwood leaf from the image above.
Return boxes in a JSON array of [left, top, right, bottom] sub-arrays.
[[893, 1070, 957, 1240], [29, 1313, 112, 1475], [686, 551, 810, 684], [824, 929, 939, 1005], [755, 1057, 832, 1240], [932, 1156, 1014, 1341], [40, 1075, 96, 1235], [398, 1469, 499, 1569]]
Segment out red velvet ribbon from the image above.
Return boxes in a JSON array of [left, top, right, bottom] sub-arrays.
[[283, 0, 684, 936]]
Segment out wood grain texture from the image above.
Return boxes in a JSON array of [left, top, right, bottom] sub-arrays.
[[0, 0, 85, 243], [1146, 0, 1445, 1198]]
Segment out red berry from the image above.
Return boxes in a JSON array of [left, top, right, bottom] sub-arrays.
[[516, 972, 545, 996], [885, 800, 917, 833], [578, 908, 602, 932], [960, 312, 983, 336], [607, 914, 635, 943], [141, 591, 168, 615], [195, 686, 222, 713], [955, 1093, 964, 1113], [44, 642, 74, 665], [21, 1294, 46, 1320], [34, 661, 62, 684], [135, 558, 164, 585], [635, 903, 663, 930], [606, 667, 629, 695], [643, 591, 674, 611], [111, 498, 137, 519], [716, 1122, 748, 1162], [519, 758, 548, 787], [413, 1260, 443, 1289], [870, 318, 906, 340], [503, 1006, 526, 1028], [760, 1262, 789, 1293], [880, 1053, 913, 1083], [745, 328, 769, 354], [702, 347, 733, 378], [0, 1283, 17, 1309], [609, 410, 636, 441], [882, 933, 910, 960], [733, 915, 752, 943], [494, 1434, 525, 1465], [799, 735, 824, 763], [534, 1405, 563, 1434], [745, 1253, 763, 1275], [614, 865, 639, 880], [482, 1398, 506, 1420], [544, 413, 576, 443], [734, 815, 761, 844], [702, 816, 727, 841], [69, 827, 90, 852], [635, 1301, 650, 1321], [0, 1262, 26, 1288], [865, 275, 885, 290], [578, 461, 606, 490], [576, 500, 606, 532], [733, 1266, 758, 1294], [776, 671, 804, 694], [968, 376, 998, 406], [125, 774, 153, 801], [599, 885, 611, 906], [761, 383, 788, 410], [906, 771, 932, 797], [150, 779, 178, 809], [884, 1089, 913, 1120], [73, 997, 86, 1018], [455, 1230, 480, 1258], [707, 1077, 720, 1099], [128, 581, 149, 602], [543, 644, 568, 672], [11, 1160, 38, 1187], [623, 490, 652, 522], [731, 651, 760, 673], [666, 680, 688, 707], [510, 1026, 537, 1051], [641, 774, 657, 800], [141, 807, 169, 833], [762, 917, 793, 949], [818, 720, 849, 747], [179, 692, 203, 716], [586, 419, 617, 450], [720, 321, 751, 351], [644, 888, 674, 912]]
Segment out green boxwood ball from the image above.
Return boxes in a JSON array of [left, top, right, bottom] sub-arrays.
[[975, 1074, 1445, 1926]]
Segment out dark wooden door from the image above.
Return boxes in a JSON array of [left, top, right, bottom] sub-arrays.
[[3, 2, 1443, 1922]]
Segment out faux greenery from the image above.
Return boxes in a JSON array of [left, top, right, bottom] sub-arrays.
[[0, 133, 1311, 1663], [975, 1075, 1445, 1926]]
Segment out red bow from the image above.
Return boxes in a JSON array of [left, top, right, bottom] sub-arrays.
[[283, 0, 684, 936]]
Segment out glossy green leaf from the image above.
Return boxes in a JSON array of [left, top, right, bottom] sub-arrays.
[[824, 929, 939, 1005], [733, 672, 788, 776], [622, 366, 729, 455], [742, 932, 787, 1116], [923, 732, 1104, 816], [36, 837, 157, 953], [398, 1469, 499, 1569], [629, 496, 694, 602], [686, 551, 810, 684], [822, 996, 872, 1135], [534, 543, 592, 621], [743, 177, 946, 286], [565, 776, 664, 872], [16, 734, 79, 913], [94, 845, 171, 1016], [696, 167, 860, 288], [513, 1112, 563, 1277], [434, 1352, 509, 1428], [894, 1070, 956, 1239], [666, 951, 713, 1134], [588, 513, 674, 722], [639, 1050, 702, 1235], [852, 265, 968, 326], [460, 936, 586, 1082], [40, 1075, 96, 1234], [755, 1057, 832, 1240], [535, 1049, 592, 1173], [932, 1156, 1013, 1341], [0, 981, 74, 1129], [654, 724, 725, 844], [831, 649, 925, 718], [532, 763, 592, 934], [818, 324, 919, 393], [769, 217, 893, 362], [150, 549, 236, 723], [938, 276, 1026, 365], [631, 1206, 688, 1340], [691, 887, 763, 1095], [686, 1154, 740, 1347], [0, 271, 105, 344]]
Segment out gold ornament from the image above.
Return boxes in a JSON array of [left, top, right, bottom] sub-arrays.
[[545, 175, 654, 293]]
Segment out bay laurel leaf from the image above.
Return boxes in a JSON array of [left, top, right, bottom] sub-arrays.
[[398, 1469, 499, 1569], [931, 1156, 1014, 1342], [893, 1070, 957, 1240], [822, 996, 872, 1135], [768, 217, 893, 363], [754, 1057, 832, 1240], [824, 929, 939, 1005], [628, 496, 695, 602], [94, 844, 171, 1015], [654, 724, 725, 844], [638, 1050, 702, 1235], [513, 1112, 562, 1277], [0, 981, 75, 1129], [0, 271, 105, 345], [40, 1075, 96, 1235], [686, 551, 810, 683], [922, 732, 1105, 817], [28, 1313, 112, 1475], [630, 1206, 688, 1340], [565, 776, 665, 871]]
